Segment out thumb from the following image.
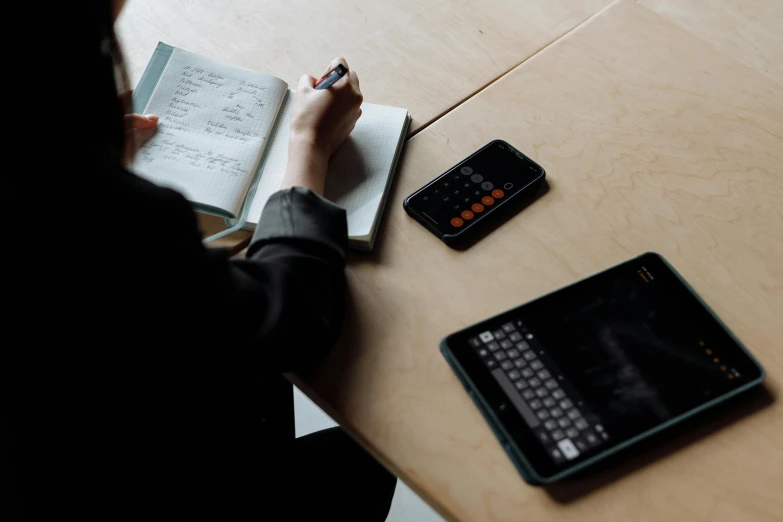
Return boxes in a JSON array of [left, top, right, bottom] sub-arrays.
[[126, 113, 159, 129], [298, 74, 316, 91]]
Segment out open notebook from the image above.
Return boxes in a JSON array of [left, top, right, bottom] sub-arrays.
[[132, 43, 410, 250]]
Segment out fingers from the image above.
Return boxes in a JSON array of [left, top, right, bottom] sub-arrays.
[[322, 56, 348, 77], [126, 113, 159, 129], [331, 56, 348, 71], [349, 70, 360, 92], [134, 126, 158, 147], [298, 74, 316, 91], [319, 57, 353, 89]]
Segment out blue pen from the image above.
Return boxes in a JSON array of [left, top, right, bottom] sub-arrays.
[[314, 64, 348, 90]]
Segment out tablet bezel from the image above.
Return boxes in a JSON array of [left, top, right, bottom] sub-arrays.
[[442, 252, 765, 483]]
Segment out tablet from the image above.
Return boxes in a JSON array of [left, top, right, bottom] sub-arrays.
[[440, 253, 765, 485]]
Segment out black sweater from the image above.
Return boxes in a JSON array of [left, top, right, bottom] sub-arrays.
[[5, 166, 349, 520]]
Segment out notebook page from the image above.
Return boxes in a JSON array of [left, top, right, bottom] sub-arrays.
[[324, 104, 408, 237], [133, 48, 288, 216], [246, 96, 294, 225], [247, 101, 408, 238]]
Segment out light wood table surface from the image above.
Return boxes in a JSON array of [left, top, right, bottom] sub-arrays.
[[117, 0, 611, 134], [294, 0, 783, 520], [641, 0, 783, 84], [117, 0, 613, 249]]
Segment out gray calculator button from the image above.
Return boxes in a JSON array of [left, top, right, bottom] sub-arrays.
[[535, 387, 548, 398], [552, 389, 566, 400], [506, 349, 520, 359], [544, 379, 558, 390], [514, 379, 528, 390], [528, 378, 541, 388], [479, 331, 494, 343], [585, 432, 599, 445], [595, 424, 605, 433], [493, 351, 507, 361], [558, 417, 571, 429], [574, 438, 588, 451], [502, 322, 516, 333], [487, 341, 500, 352], [499, 339, 513, 349], [566, 427, 579, 439], [470, 173, 483, 183], [544, 419, 557, 430], [536, 409, 550, 420], [557, 439, 580, 460], [477, 348, 489, 358], [551, 408, 563, 418], [522, 389, 536, 400], [486, 359, 497, 369], [515, 341, 529, 350], [530, 360, 544, 371], [537, 369, 551, 380], [560, 399, 573, 410], [567, 409, 581, 420], [551, 429, 565, 441], [492, 329, 506, 339], [575, 418, 589, 430], [529, 399, 543, 410], [509, 332, 523, 342], [521, 368, 534, 378], [538, 431, 551, 444], [460, 166, 473, 175], [468, 337, 482, 348], [542, 397, 556, 408], [513, 358, 527, 369], [523, 351, 537, 361], [508, 370, 521, 381], [500, 360, 514, 371]]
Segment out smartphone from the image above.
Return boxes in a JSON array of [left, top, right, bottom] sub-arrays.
[[403, 140, 546, 245]]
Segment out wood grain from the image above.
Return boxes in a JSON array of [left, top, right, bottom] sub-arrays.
[[197, 214, 252, 253], [119, 0, 612, 249], [640, 0, 783, 84], [302, 1, 783, 520], [116, 0, 612, 134]]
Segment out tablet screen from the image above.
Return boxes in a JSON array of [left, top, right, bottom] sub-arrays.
[[454, 253, 763, 478]]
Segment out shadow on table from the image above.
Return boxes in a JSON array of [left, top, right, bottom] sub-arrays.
[[544, 384, 775, 504], [349, 171, 551, 265]]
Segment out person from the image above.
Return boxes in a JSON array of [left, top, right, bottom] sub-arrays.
[[4, 1, 396, 520]]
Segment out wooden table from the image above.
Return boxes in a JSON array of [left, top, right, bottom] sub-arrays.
[[295, 1, 783, 520], [119, 0, 783, 519], [117, 0, 611, 134], [641, 0, 783, 84], [117, 0, 613, 249]]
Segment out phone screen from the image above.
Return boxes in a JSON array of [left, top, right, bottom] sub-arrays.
[[405, 141, 544, 239]]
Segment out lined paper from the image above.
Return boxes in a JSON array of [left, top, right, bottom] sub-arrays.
[[248, 99, 408, 239], [133, 48, 288, 216], [246, 97, 294, 224]]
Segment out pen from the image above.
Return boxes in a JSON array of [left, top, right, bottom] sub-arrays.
[[314, 64, 348, 90]]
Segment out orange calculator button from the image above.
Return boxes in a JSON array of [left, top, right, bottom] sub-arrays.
[[481, 196, 495, 206], [492, 189, 505, 199], [471, 203, 485, 213], [461, 210, 475, 220], [450, 217, 464, 228]]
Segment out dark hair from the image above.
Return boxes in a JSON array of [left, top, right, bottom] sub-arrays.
[[8, 2, 131, 201], [92, 1, 130, 166]]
